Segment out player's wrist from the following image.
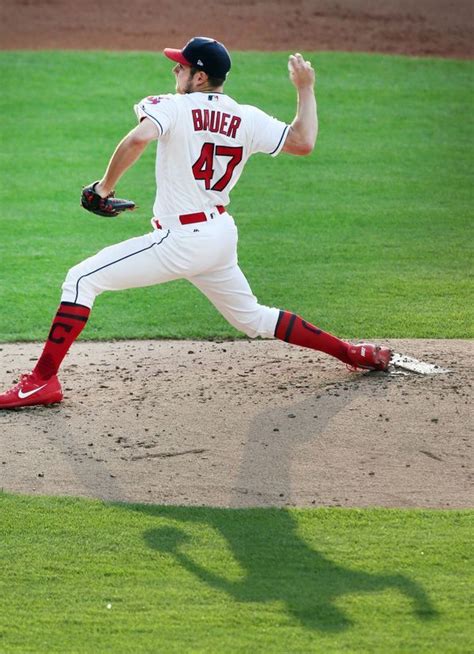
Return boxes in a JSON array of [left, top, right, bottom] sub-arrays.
[[296, 83, 315, 93], [95, 180, 111, 198]]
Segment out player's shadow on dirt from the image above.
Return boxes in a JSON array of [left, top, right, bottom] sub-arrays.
[[232, 371, 389, 507], [134, 504, 438, 633], [132, 374, 437, 632]]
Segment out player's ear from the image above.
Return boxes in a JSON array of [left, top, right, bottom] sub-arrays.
[[195, 70, 209, 86]]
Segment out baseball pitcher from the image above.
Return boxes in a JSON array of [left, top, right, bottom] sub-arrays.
[[0, 37, 391, 408]]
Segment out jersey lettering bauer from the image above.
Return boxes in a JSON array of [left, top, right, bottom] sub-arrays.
[[134, 92, 289, 218]]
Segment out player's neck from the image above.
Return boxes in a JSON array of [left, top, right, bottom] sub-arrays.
[[191, 83, 225, 94]]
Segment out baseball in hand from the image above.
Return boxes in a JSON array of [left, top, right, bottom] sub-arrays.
[[288, 53, 315, 89]]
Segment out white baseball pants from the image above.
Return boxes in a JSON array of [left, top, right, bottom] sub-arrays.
[[61, 211, 280, 339]]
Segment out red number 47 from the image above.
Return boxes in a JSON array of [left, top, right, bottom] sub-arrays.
[[192, 143, 243, 192]]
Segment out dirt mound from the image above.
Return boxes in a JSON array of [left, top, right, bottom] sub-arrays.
[[1, 339, 471, 508]]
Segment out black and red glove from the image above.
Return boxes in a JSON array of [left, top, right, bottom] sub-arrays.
[[80, 181, 136, 217]]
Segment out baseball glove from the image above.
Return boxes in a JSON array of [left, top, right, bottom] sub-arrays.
[[80, 181, 136, 217]]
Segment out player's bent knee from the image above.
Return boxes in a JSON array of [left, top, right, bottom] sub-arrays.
[[233, 305, 280, 339], [61, 263, 101, 308]]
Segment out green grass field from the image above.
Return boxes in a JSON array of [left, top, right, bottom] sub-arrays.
[[0, 51, 472, 340], [1, 493, 472, 653]]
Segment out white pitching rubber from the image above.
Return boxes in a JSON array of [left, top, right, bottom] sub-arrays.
[[390, 353, 451, 375]]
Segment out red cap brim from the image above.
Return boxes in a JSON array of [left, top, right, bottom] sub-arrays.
[[163, 48, 192, 66]]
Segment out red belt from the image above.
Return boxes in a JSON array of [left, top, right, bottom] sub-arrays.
[[154, 205, 226, 230], [180, 205, 226, 225]]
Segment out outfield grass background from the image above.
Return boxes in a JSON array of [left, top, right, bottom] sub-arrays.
[[0, 51, 472, 341], [1, 493, 472, 653]]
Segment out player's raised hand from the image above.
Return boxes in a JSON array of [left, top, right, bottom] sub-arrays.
[[288, 53, 315, 89]]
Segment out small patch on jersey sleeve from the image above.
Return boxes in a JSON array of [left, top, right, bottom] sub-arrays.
[[145, 95, 173, 105], [134, 95, 176, 137]]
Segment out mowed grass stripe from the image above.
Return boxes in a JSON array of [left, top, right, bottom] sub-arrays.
[[0, 493, 472, 653], [0, 52, 472, 340]]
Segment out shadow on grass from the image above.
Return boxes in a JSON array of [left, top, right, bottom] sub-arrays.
[[133, 504, 438, 632], [133, 375, 435, 632], [50, 364, 439, 633]]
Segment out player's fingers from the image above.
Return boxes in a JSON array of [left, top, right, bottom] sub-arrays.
[[297, 57, 312, 71], [288, 56, 299, 73], [289, 58, 304, 72], [289, 53, 303, 64]]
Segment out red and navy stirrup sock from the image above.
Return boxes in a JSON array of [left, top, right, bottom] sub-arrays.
[[33, 302, 91, 380], [34, 306, 349, 379], [274, 310, 351, 365]]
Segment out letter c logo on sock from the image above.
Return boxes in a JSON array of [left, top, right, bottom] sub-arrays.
[[48, 322, 73, 344]]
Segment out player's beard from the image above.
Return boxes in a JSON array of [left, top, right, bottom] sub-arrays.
[[176, 79, 194, 94], [175, 69, 200, 94], [182, 76, 195, 94], [177, 69, 197, 95]]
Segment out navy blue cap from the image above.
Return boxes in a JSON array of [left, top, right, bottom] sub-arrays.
[[164, 37, 231, 79]]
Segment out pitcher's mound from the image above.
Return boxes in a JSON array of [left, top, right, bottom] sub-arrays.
[[0, 339, 471, 509]]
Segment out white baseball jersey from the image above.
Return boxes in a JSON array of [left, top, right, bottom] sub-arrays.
[[134, 92, 289, 218], [61, 90, 289, 341]]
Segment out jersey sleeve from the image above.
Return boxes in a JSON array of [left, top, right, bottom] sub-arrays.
[[134, 94, 178, 137], [247, 106, 290, 157]]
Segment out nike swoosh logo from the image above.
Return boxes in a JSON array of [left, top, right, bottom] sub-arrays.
[[18, 384, 48, 399]]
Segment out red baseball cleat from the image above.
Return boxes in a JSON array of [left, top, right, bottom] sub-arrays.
[[346, 343, 392, 372], [0, 372, 63, 409]]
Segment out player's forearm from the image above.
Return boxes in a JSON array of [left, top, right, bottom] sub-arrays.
[[290, 87, 318, 154], [99, 134, 149, 195]]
